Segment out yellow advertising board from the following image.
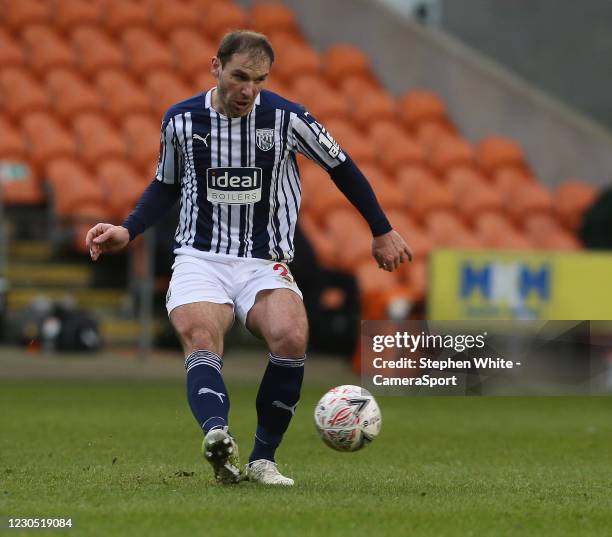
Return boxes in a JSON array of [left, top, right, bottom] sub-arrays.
[[428, 249, 612, 320]]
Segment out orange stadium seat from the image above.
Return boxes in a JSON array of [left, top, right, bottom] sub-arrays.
[[300, 163, 348, 223], [378, 136, 425, 175], [398, 90, 448, 130], [72, 113, 126, 167], [408, 183, 455, 222], [368, 120, 410, 149], [403, 257, 428, 301], [425, 210, 481, 248], [443, 165, 487, 197], [307, 90, 349, 123], [96, 159, 148, 221], [476, 136, 527, 176], [122, 113, 161, 174], [473, 212, 513, 240], [53, 0, 102, 34], [473, 213, 532, 249], [355, 258, 402, 294], [536, 230, 581, 251], [429, 136, 475, 174], [505, 183, 553, 223], [169, 29, 216, 83], [354, 260, 411, 319], [265, 76, 293, 100], [21, 111, 77, 172], [0, 30, 25, 68], [523, 213, 562, 239], [46, 158, 105, 219], [45, 68, 102, 122], [0, 68, 49, 119], [191, 0, 234, 9], [424, 210, 465, 240], [193, 71, 218, 93], [0, 118, 27, 160], [273, 43, 321, 84], [250, 2, 301, 36], [1, 162, 46, 206], [413, 119, 456, 151], [324, 209, 371, 270], [455, 182, 504, 224], [358, 164, 406, 212], [395, 165, 439, 200], [323, 119, 376, 166], [338, 75, 381, 105], [20, 24, 75, 74], [200, 2, 248, 43], [491, 166, 534, 198], [96, 69, 151, 122], [71, 26, 125, 77], [290, 73, 323, 100], [122, 28, 175, 78], [266, 29, 305, 52], [384, 209, 416, 233], [524, 213, 581, 250], [291, 75, 349, 122], [151, 0, 201, 36], [351, 90, 396, 130], [323, 45, 373, 87], [3, 0, 50, 33], [103, 0, 150, 36], [145, 71, 194, 117], [299, 212, 337, 268], [554, 180, 598, 231]]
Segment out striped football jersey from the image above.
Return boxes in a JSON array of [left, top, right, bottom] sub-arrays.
[[156, 88, 346, 262]]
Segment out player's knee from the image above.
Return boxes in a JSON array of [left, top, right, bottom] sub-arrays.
[[177, 325, 221, 355], [268, 323, 308, 357]]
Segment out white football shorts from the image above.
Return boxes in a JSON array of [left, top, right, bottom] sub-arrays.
[[165, 251, 303, 326]]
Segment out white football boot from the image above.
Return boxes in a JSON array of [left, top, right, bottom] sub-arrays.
[[202, 427, 242, 484], [245, 459, 294, 486]]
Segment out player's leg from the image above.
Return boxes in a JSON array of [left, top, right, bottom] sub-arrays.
[[171, 301, 234, 433], [170, 302, 241, 484], [244, 288, 308, 485]]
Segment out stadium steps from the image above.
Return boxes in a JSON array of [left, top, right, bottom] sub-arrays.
[[8, 240, 54, 261], [6, 287, 131, 312], [4, 240, 150, 346], [6, 263, 92, 287], [99, 317, 162, 346]]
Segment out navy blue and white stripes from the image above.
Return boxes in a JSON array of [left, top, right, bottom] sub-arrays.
[[268, 352, 306, 368], [156, 88, 346, 262], [185, 350, 223, 373]]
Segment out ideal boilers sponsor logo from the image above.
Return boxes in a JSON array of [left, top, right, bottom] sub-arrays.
[[206, 167, 263, 204], [459, 261, 551, 319]]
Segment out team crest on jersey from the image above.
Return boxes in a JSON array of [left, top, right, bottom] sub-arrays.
[[256, 128, 275, 151]]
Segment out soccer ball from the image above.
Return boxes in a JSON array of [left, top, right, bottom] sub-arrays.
[[313, 385, 382, 452]]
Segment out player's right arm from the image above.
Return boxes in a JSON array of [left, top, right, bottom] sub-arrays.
[[85, 114, 182, 261]]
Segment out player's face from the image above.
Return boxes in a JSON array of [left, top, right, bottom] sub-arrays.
[[212, 52, 270, 118]]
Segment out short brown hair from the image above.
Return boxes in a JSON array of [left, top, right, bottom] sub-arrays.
[[217, 30, 275, 67]]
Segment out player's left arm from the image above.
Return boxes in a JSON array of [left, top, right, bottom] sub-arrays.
[[289, 110, 412, 272]]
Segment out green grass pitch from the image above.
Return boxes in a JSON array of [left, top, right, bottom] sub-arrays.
[[1, 382, 611, 536]]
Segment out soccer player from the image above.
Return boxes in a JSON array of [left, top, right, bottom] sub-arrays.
[[85, 31, 412, 486]]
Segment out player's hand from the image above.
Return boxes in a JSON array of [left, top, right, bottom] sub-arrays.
[[372, 230, 413, 272], [85, 223, 130, 261]]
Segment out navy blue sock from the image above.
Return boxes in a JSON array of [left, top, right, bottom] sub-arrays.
[[185, 350, 229, 434], [249, 353, 305, 463]]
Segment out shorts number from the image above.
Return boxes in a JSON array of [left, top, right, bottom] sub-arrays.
[[273, 263, 289, 277]]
